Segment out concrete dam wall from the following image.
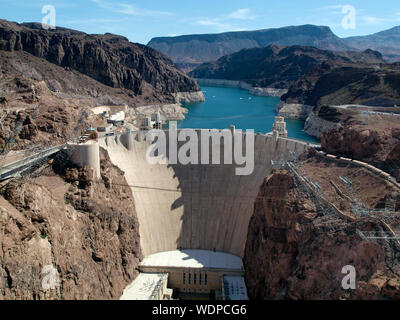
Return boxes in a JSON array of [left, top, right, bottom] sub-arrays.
[[99, 130, 310, 258]]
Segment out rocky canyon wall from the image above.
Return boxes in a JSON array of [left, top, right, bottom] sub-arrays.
[[244, 168, 400, 300], [0, 20, 202, 101], [0, 149, 142, 299]]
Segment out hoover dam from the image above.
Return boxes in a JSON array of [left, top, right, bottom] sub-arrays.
[[98, 127, 312, 259], [0, 119, 315, 299]]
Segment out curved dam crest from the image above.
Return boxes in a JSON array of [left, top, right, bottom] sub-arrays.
[[99, 130, 311, 258]]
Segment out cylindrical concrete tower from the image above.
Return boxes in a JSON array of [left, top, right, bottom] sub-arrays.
[[70, 142, 101, 179]]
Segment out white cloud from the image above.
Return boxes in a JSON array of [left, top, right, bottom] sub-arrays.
[[313, 4, 400, 27], [90, 0, 173, 17], [312, 4, 347, 15], [361, 15, 400, 25], [227, 8, 255, 20], [362, 16, 380, 25], [316, 5, 344, 10], [195, 18, 233, 32], [192, 8, 256, 32], [63, 18, 120, 25]]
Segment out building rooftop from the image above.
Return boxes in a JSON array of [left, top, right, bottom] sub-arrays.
[[120, 273, 168, 300], [140, 250, 244, 271], [109, 111, 125, 122]]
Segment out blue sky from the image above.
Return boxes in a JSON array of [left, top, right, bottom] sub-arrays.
[[1, 0, 400, 44]]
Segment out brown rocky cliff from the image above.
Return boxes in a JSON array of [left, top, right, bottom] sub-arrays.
[[0, 148, 142, 299], [322, 125, 400, 179], [243, 169, 400, 300], [322, 128, 390, 161], [0, 20, 200, 96], [386, 141, 400, 181], [0, 20, 203, 152], [282, 63, 400, 107], [0, 49, 159, 151]]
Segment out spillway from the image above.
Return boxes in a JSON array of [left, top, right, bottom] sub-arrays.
[[99, 130, 310, 258]]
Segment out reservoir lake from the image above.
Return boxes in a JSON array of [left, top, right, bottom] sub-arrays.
[[179, 85, 319, 143]]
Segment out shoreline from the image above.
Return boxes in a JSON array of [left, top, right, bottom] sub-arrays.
[[195, 78, 288, 98], [131, 91, 205, 122], [132, 103, 189, 122]]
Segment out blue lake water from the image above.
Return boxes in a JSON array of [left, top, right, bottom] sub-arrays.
[[178, 85, 319, 143]]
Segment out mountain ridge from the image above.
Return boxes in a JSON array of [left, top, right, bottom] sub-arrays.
[[189, 44, 385, 89], [344, 25, 400, 62], [148, 24, 350, 71], [148, 24, 400, 71], [0, 19, 200, 96]]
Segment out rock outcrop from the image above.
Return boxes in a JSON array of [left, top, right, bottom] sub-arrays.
[[322, 124, 400, 179], [322, 128, 390, 162], [173, 91, 205, 104], [386, 141, 400, 181], [132, 103, 189, 121], [276, 102, 314, 120], [304, 110, 341, 138], [244, 168, 400, 300], [282, 62, 400, 108], [0, 20, 201, 97], [249, 87, 288, 98], [0, 148, 142, 299], [313, 103, 400, 179]]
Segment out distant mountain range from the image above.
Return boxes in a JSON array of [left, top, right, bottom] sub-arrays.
[[148, 24, 400, 71], [281, 59, 400, 108], [344, 26, 400, 62], [189, 45, 385, 88], [189, 44, 400, 107]]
